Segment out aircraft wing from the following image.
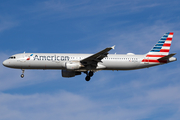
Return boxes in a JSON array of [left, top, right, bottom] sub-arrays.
[[80, 45, 115, 64], [158, 53, 176, 61]]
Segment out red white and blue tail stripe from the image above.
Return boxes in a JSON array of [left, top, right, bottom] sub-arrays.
[[142, 32, 173, 63]]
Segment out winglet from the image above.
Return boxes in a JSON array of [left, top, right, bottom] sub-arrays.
[[111, 45, 115, 49]]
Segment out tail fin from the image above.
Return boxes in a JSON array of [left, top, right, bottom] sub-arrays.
[[146, 32, 173, 57], [142, 32, 174, 63]]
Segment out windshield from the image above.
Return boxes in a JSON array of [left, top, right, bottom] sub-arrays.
[[8, 56, 16, 59]]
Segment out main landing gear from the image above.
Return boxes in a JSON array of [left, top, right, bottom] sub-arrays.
[[21, 69, 24, 78], [85, 71, 94, 81]]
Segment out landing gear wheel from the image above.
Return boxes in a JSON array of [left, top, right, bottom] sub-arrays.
[[21, 74, 24, 78], [21, 69, 25, 78], [85, 76, 90, 81], [84, 71, 94, 81], [89, 71, 94, 77]]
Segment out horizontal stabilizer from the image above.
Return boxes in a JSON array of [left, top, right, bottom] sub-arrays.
[[158, 53, 176, 61]]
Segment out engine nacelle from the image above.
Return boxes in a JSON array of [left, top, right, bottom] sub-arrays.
[[61, 70, 81, 78], [65, 62, 81, 70]]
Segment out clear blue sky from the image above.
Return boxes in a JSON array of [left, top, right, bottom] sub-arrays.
[[0, 0, 180, 120]]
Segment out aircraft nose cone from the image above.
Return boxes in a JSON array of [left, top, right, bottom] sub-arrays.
[[3, 60, 8, 67]]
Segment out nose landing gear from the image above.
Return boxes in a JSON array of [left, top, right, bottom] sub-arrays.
[[85, 71, 94, 81], [21, 69, 24, 78]]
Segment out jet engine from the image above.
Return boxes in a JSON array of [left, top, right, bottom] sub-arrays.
[[61, 70, 81, 77], [65, 62, 81, 70]]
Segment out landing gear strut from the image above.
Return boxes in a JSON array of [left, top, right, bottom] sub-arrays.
[[89, 71, 94, 77], [85, 71, 94, 81], [21, 69, 24, 78]]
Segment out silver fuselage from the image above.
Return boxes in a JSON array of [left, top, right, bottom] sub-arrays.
[[3, 53, 175, 71]]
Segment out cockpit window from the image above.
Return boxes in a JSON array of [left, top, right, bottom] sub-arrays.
[[8, 56, 16, 59]]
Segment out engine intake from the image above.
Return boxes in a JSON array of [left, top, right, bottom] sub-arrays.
[[65, 62, 81, 70]]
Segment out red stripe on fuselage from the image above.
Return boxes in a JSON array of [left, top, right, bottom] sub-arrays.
[[142, 59, 167, 63], [146, 55, 166, 57]]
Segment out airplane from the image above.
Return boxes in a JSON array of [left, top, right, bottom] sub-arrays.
[[3, 32, 177, 81]]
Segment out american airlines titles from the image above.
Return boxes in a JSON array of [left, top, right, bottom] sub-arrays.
[[34, 55, 69, 61]]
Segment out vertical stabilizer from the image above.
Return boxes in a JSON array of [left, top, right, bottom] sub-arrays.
[[147, 32, 173, 56], [142, 32, 174, 63]]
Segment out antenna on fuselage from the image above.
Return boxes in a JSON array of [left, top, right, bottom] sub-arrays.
[[23, 51, 26, 58]]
